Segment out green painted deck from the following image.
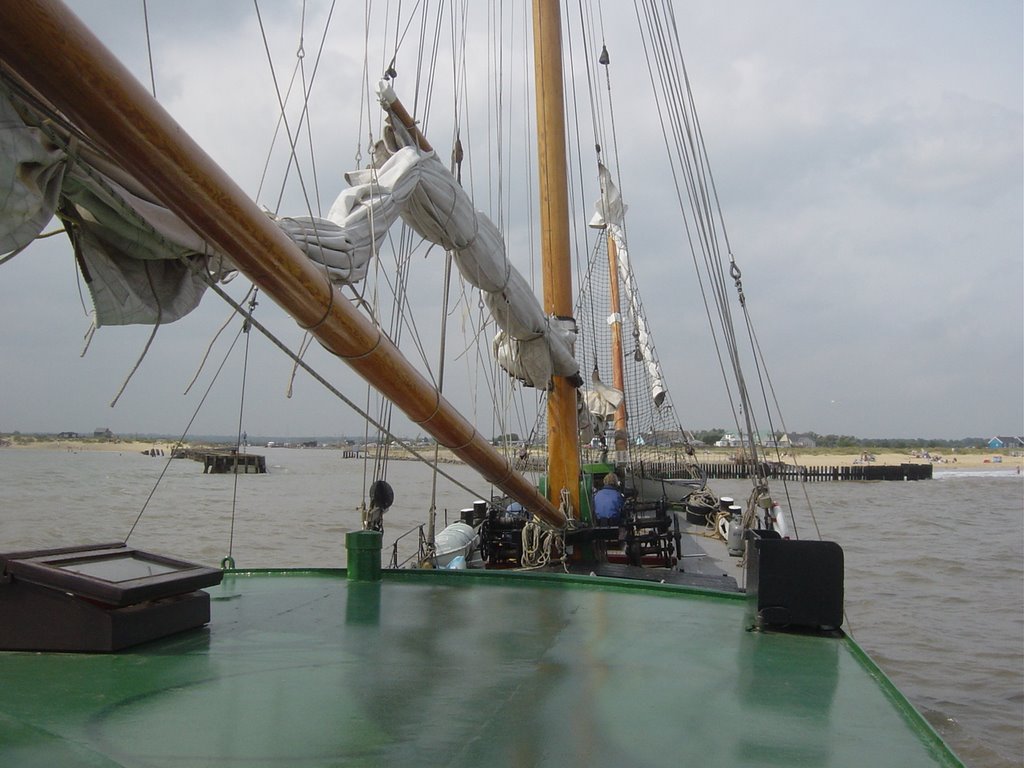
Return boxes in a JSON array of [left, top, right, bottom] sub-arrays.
[[0, 569, 961, 767]]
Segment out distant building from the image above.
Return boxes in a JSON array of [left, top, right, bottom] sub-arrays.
[[714, 433, 745, 448], [787, 433, 817, 449], [715, 432, 789, 449], [93, 428, 114, 439], [58, 431, 79, 438], [988, 436, 1024, 450]]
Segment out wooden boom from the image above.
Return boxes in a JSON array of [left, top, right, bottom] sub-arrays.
[[0, 0, 565, 527]]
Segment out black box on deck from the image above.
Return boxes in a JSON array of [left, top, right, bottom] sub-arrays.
[[745, 530, 844, 632], [0, 543, 222, 652]]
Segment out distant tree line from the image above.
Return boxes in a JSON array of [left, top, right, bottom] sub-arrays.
[[795, 433, 989, 450], [692, 429, 725, 446], [833, 436, 989, 450]]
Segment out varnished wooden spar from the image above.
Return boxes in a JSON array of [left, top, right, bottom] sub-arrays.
[[0, 0, 565, 527], [606, 235, 628, 451], [533, 0, 580, 517]]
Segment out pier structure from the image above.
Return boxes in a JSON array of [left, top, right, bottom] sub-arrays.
[[171, 448, 267, 474], [202, 452, 266, 474]]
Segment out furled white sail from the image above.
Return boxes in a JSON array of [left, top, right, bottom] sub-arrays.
[[60, 168, 227, 326], [588, 163, 667, 408], [609, 224, 666, 407], [3, 77, 577, 390], [0, 92, 64, 255], [585, 366, 624, 419], [583, 366, 624, 443], [1, 87, 231, 326], [282, 81, 580, 390]]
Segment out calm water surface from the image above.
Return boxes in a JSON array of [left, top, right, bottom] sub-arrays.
[[1, 448, 1021, 767]]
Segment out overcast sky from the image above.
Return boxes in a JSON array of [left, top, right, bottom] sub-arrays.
[[1, 0, 1021, 441]]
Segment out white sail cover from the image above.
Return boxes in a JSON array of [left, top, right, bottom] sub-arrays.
[[2, 76, 576, 389], [588, 163, 667, 408], [0, 91, 64, 254], [1, 87, 232, 327], [588, 163, 628, 231], [608, 224, 666, 407], [585, 367, 624, 419], [280, 81, 580, 390]]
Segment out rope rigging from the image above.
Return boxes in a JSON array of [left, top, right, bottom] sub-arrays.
[[226, 289, 259, 563], [628, 0, 821, 533], [0, 0, 840, 576], [123, 317, 250, 546], [631, 0, 764, 464], [558, 2, 708, 480], [99, 0, 518, 559]]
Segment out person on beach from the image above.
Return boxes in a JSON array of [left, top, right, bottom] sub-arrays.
[[594, 472, 625, 526]]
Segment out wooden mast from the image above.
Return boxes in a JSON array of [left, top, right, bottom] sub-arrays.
[[532, 0, 580, 518], [0, 0, 565, 527], [606, 235, 629, 453]]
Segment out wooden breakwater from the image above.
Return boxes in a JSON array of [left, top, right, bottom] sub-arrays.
[[643, 461, 933, 482], [202, 452, 266, 474], [341, 450, 931, 481], [173, 448, 267, 474]]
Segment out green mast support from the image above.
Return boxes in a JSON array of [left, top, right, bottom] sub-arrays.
[[346, 530, 382, 582]]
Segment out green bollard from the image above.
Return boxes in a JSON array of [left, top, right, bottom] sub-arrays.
[[346, 530, 382, 582]]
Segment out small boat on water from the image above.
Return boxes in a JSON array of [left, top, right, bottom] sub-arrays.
[[0, 1, 964, 765]]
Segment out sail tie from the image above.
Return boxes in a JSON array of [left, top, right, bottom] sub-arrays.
[[80, 316, 97, 357], [285, 333, 315, 399], [141, 0, 157, 98]]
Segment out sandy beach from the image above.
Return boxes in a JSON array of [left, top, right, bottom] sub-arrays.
[[678, 447, 1021, 471], [0, 437, 201, 455], [766, 450, 1021, 471]]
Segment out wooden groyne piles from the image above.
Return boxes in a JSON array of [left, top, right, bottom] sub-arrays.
[[779, 463, 933, 481], [202, 452, 266, 474], [643, 461, 933, 482], [172, 448, 267, 474]]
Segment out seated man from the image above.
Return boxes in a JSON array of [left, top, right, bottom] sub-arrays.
[[593, 472, 625, 526]]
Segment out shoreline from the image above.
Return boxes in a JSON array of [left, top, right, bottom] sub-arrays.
[[0, 438, 200, 454], [711, 450, 1023, 472], [2, 437, 1021, 472]]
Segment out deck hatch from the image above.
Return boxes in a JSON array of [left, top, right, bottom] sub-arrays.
[[0, 543, 222, 652]]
